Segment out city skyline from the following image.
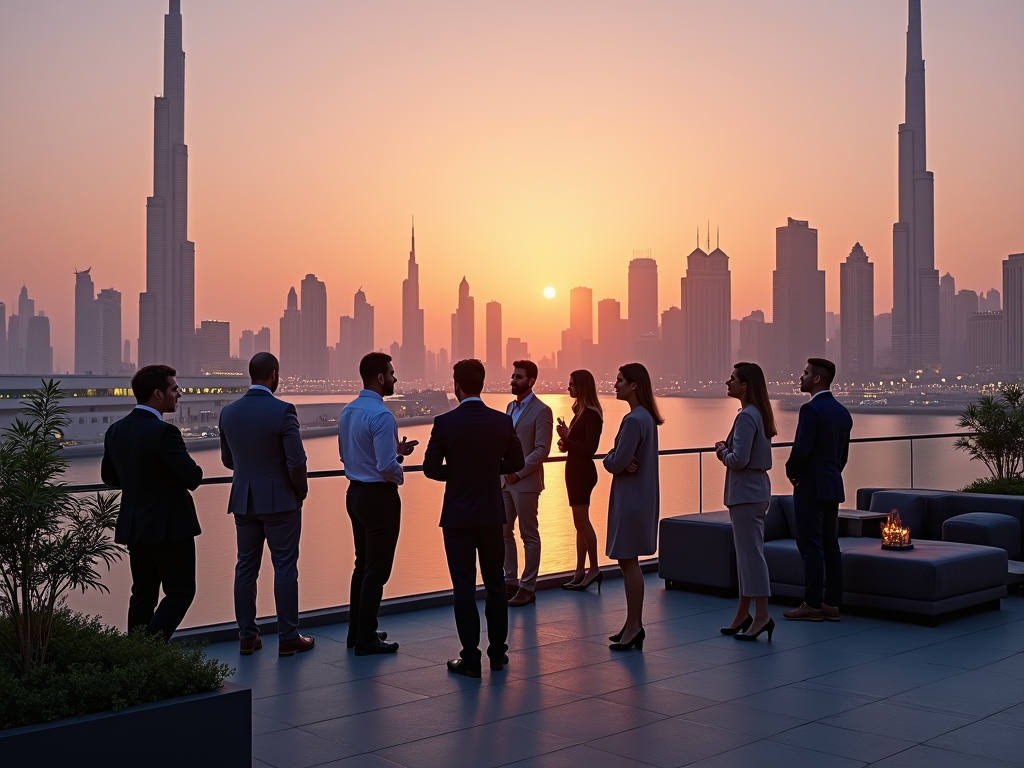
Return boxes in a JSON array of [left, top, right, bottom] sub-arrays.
[[0, 1, 1021, 371]]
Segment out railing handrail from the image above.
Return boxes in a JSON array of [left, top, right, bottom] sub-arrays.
[[63, 431, 972, 494]]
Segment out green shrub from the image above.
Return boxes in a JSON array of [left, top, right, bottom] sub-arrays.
[[959, 476, 1024, 496], [0, 608, 232, 729]]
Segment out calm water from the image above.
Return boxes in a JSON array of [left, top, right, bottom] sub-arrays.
[[63, 393, 974, 629]]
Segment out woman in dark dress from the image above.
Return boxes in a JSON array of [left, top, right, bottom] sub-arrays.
[[556, 369, 604, 591]]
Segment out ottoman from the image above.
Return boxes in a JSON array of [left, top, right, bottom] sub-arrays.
[[659, 511, 737, 593], [942, 512, 1021, 559]]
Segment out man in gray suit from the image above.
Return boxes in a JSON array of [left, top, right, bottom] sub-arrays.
[[219, 352, 314, 656], [502, 359, 553, 607]]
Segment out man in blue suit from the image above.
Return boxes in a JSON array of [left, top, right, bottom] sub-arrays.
[[424, 359, 525, 677], [219, 352, 313, 656], [784, 358, 853, 622]]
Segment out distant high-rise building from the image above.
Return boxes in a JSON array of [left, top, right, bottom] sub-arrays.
[[401, 222, 426, 380], [337, 288, 376, 381], [560, 286, 594, 375], [25, 313, 52, 374], [739, 310, 775, 375], [892, 0, 939, 373], [486, 301, 502, 380], [627, 255, 658, 357], [425, 350, 437, 381], [979, 289, 1001, 313], [680, 238, 731, 386], [300, 274, 328, 379], [7, 286, 37, 374], [840, 242, 874, 380], [773, 218, 825, 381], [875, 312, 894, 370], [1003, 253, 1024, 374], [279, 287, 302, 376], [74, 268, 96, 373], [0, 302, 7, 374], [450, 278, 475, 361], [939, 273, 957, 372], [954, 290, 979, 374], [968, 312, 1004, 374], [506, 338, 529, 369], [438, 348, 450, 379], [123, 338, 132, 369], [95, 288, 122, 375], [597, 298, 626, 375], [660, 306, 683, 385], [139, 0, 196, 374], [254, 327, 271, 354], [825, 312, 841, 367], [196, 320, 230, 373], [239, 329, 255, 362]]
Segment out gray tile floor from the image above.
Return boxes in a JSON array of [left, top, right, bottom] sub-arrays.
[[205, 575, 1024, 768]]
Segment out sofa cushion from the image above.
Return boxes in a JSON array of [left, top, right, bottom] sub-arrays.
[[769, 495, 798, 541], [763, 539, 804, 585], [927, 493, 1024, 545], [942, 512, 1021, 559], [658, 511, 737, 590], [869, 491, 928, 540], [765, 496, 792, 541], [857, 488, 888, 511]]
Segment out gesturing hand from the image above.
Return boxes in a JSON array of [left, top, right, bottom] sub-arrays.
[[557, 438, 566, 453], [505, 473, 520, 485], [626, 458, 639, 474], [555, 417, 570, 439], [398, 437, 419, 456]]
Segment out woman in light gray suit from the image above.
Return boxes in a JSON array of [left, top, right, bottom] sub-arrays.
[[715, 362, 777, 642]]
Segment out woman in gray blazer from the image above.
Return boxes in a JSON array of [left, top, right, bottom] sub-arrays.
[[715, 362, 777, 642]]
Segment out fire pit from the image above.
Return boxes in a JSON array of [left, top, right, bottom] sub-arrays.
[[881, 509, 914, 551]]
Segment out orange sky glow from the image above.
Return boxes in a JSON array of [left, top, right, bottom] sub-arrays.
[[1, 0, 1022, 370]]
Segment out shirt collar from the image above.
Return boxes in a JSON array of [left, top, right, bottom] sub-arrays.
[[513, 391, 535, 410], [359, 389, 385, 402], [810, 389, 832, 401], [134, 404, 163, 420], [249, 385, 274, 395], [459, 396, 484, 405]]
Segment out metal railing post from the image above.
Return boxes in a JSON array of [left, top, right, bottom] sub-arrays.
[[698, 450, 703, 513], [910, 438, 915, 489]]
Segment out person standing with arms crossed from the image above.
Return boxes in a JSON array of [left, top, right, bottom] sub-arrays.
[[502, 359, 554, 608], [338, 352, 418, 655], [783, 358, 853, 623]]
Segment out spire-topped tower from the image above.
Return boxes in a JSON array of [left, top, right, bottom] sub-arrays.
[[139, 0, 196, 373], [892, 0, 939, 372], [401, 218, 426, 379]]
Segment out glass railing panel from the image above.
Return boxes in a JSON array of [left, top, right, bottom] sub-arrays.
[[911, 436, 981, 491]]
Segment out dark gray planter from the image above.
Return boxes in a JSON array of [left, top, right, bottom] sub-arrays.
[[0, 681, 251, 766]]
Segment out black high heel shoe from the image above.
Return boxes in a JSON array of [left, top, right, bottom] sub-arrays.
[[609, 627, 645, 651], [609, 629, 623, 642], [735, 617, 775, 642], [564, 570, 603, 593], [720, 615, 753, 636]]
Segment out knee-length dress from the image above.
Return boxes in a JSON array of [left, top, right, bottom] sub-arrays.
[[563, 407, 603, 506], [603, 406, 660, 559]]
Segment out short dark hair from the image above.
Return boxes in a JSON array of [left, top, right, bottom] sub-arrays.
[[131, 364, 177, 403], [453, 359, 485, 396], [512, 359, 538, 381], [807, 357, 836, 384], [359, 352, 392, 386], [249, 352, 279, 381]]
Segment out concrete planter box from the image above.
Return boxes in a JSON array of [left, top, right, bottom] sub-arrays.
[[0, 681, 251, 766]]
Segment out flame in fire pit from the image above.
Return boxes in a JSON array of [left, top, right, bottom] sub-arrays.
[[881, 509, 911, 547]]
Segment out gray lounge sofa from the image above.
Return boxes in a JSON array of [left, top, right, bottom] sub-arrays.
[[659, 490, 1012, 621]]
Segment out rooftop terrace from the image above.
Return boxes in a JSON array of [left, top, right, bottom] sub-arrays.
[[205, 572, 1024, 768]]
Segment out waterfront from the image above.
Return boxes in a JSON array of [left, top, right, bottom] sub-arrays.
[[62, 393, 974, 629]]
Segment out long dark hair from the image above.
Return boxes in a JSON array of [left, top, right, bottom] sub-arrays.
[[733, 361, 777, 438], [619, 363, 664, 425], [570, 369, 603, 420]]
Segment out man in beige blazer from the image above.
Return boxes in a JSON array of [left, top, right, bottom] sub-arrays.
[[502, 359, 553, 607]]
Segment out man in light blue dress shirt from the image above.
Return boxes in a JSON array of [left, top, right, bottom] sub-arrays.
[[338, 352, 417, 655]]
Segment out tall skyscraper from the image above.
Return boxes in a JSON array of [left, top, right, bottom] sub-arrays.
[[95, 288, 123, 375], [352, 288, 375, 365], [839, 242, 874, 380], [875, 312, 893, 370], [773, 218, 825, 381], [401, 222, 426, 381], [279, 287, 301, 376], [892, 0, 939, 373], [25, 313, 52, 374], [660, 306, 683, 384], [74, 268, 96, 373], [196, 320, 230, 373], [680, 238, 731, 386], [239, 329, 255, 362], [1003, 253, 1024, 374], [597, 298, 626, 375], [968, 313, 1004, 373], [939, 272, 957, 372], [739, 310, 775, 374], [505, 338, 529, 368], [300, 274, 328, 379], [123, 339, 132, 370], [450, 277, 475, 361], [954, 289, 979, 374], [138, 0, 196, 374], [254, 327, 271, 354], [560, 286, 594, 375], [486, 301, 502, 380], [627, 254, 658, 357], [0, 302, 8, 374]]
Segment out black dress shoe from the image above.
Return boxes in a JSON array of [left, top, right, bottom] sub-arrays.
[[346, 631, 388, 649], [354, 639, 399, 656], [490, 654, 510, 671], [447, 659, 482, 678]]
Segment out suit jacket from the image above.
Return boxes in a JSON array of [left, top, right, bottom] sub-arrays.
[[501, 394, 553, 493], [720, 405, 772, 506], [423, 399, 525, 528], [101, 408, 203, 546], [785, 391, 854, 502], [219, 389, 308, 514]]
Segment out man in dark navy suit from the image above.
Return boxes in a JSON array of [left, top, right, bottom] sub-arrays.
[[784, 358, 853, 622], [424, 359, 524, 677], [102, 364, 203, 639]]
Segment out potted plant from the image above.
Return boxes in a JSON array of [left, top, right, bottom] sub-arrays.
[[954, 384, 1024, 495]]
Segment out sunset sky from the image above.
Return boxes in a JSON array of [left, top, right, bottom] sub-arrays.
[[1, 0, 1022, 370]]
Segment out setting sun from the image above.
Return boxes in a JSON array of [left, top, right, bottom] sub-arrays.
[[543, 286, 556, 300]]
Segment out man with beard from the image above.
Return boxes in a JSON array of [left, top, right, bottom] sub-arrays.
[[338, 352, 418, 654]]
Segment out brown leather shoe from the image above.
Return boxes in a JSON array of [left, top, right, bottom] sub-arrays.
[[505, 583, 520, 600], [821, 604, 841, 622], [782, 603, 824, 621], [278, 634, 315, 656], [240, 636, 262, 655], [508, 588, 536, 607]]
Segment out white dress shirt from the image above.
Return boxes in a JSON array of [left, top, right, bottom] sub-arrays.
[[134, 404, 163, 420], [337, 390, 404, 485], [509, 391, 535, 426]]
